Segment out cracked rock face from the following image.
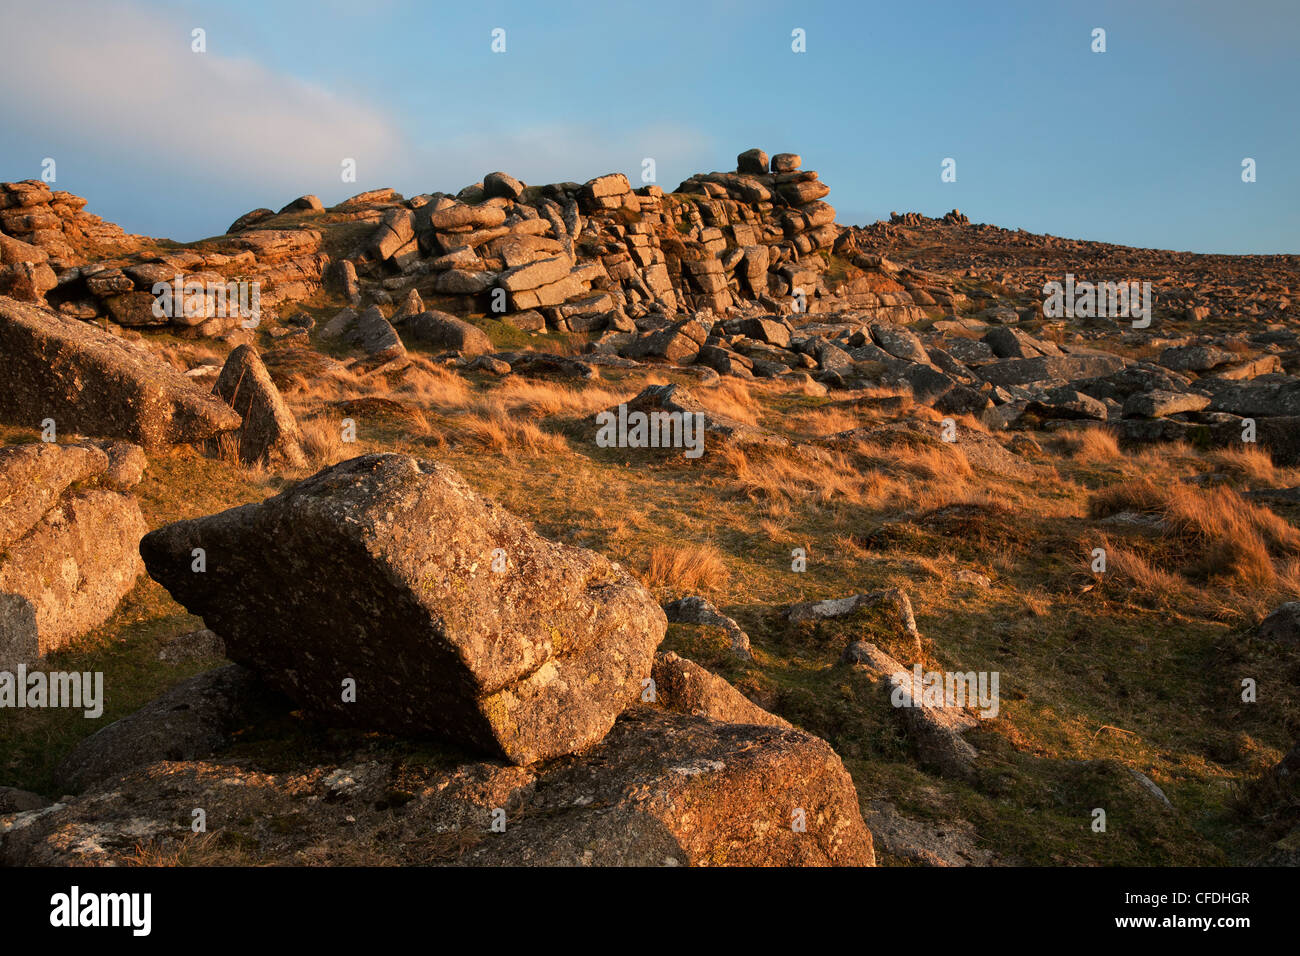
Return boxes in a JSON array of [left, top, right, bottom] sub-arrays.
[[139, 453, 666, 765], [466, 708, 874, 867]]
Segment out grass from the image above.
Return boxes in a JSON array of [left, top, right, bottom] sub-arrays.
[[642, 542, 730, 594], [1089, 477, 1300, 603]]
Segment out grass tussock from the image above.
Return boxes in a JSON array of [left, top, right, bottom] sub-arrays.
[[1090, 477, 1300, 594], [641, 541, 730, 593], [1061, 426, 1123, 463], [388, 359, 473, 410], [715, 444, 869, 504], [1092, 533, 1193, 607], [692, 378, 761, 425], [299, 415, 353, 468], [451, 405, 569, 458], [472, 377, 625, 420], [1206, 445, 1288, 487]]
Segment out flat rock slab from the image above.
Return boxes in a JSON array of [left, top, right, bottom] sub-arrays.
[[0, 297, 241, 450], [978, 354, 1125, 388], [139, 453, 666, 764]]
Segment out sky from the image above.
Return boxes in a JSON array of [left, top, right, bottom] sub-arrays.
[[0, 0, 1295, 253]]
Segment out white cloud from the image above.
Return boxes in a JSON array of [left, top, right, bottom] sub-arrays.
[[0, 0, 407, 195], [0, 0, 714, 235]]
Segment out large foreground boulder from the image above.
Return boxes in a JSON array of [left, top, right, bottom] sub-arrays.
[[0, 296, 241, 450], [139, 453, 666, 764]]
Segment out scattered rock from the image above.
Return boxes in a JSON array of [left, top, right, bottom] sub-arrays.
[[663, 595, 752, 659], [212, 345, 308, 468], [158, 627, 227, 663], [650, 652, 789, 729], [1258, 602, 1300, 643], [405, 310, 493, 356]]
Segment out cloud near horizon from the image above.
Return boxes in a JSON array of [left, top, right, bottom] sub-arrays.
[[0, 0, 714, 240]]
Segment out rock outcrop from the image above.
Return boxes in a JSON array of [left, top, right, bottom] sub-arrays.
[[6, 705, 872, 867]]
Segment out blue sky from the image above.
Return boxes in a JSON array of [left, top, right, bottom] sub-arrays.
[[1, 0, 1295, 253]]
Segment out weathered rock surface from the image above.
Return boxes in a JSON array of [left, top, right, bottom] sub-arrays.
[[663, 595, 752, 659], [650, 652, 790, 729], [0, 442, 108, 549], [1, 708, 872, 867], [0, 297, 241, 450], [842, 641, 980, 779], [1258, 602, 1300, 644], [212, 345, 308, 468], [864, 799, 995, 866], [55, 664, 286, 792], [404, 310, 492, 356], [466, 708, 873, 866], [0, 488, 146, 667], [139, 453, 666, 765]]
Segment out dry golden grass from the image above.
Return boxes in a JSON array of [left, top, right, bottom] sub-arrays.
[[299, 415, 353, 467], [451, 405, 569, 458], [785, 406, 862, 438], [952, 412, 990, 434], [1062, 426, 1123, 463], [1090, 477, 1300, 591], [472, 377, 626, 420], [849, 432, 974, 484], [1094, 534, 1192, 606], [692, 378, 760, 425], [1206, 445, 1282, 486], [641, 541, 729, 592], [389, 359, 473, 410], [1021, 588, 1053, 617], [794, 375, 830, 397], [715, 444, 866, 505], [155, 340, 226, 374]]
